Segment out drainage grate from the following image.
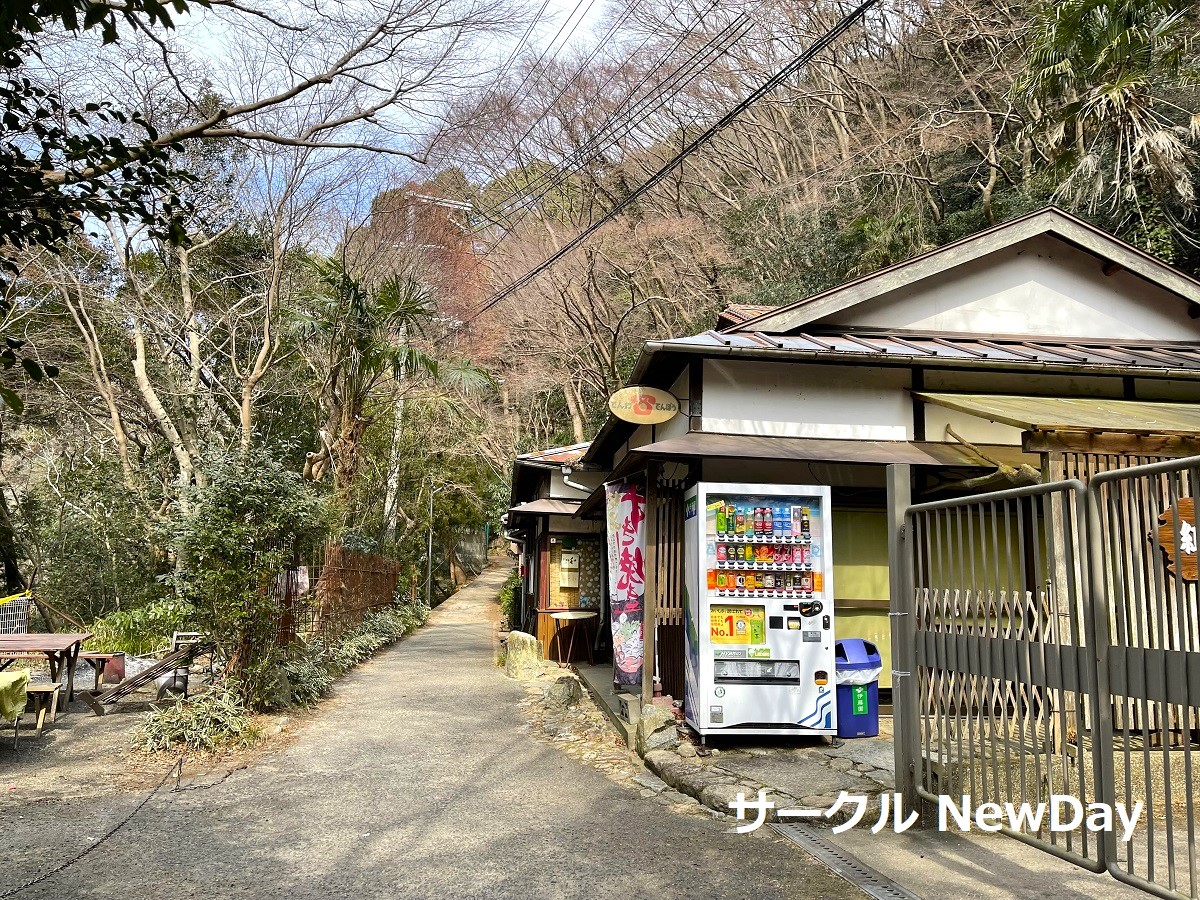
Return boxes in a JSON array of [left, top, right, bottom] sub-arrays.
[[771, 823, 921, 900]]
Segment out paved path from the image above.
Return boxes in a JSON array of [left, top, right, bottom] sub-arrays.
[[0, 564, 858, 900]]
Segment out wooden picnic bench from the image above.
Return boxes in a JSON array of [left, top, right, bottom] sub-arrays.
[[78, 651, 124, 690], [26, 682, 61, 736], [0, 633, 92, 708]]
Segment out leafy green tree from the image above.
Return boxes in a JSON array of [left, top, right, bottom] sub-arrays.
[[170, 447, 327, 709], [1020, 0, 1200, 253]]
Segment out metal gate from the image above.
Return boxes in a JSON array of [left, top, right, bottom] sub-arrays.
[[897, 458, 1200, 899]]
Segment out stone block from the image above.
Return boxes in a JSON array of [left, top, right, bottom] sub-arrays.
[[503, 631, 542, 680]]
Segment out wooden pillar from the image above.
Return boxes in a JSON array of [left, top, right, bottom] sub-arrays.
[[887, 464, 919, 813], [641, 461, 660, 709]]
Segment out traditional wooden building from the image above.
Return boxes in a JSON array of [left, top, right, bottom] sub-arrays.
[[516, 207, 1200, 729], [505, 444, 607, 661]]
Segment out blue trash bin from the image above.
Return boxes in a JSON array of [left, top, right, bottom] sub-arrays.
[[835, 639, 881, 738]]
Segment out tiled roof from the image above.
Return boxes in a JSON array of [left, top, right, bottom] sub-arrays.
[[715, 304, 777, 329], [661, 328, 1200, 371]]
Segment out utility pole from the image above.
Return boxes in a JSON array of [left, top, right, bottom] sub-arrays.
[[426, 481, 444, 607]]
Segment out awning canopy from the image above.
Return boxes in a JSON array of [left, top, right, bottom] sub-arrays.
[[913, 392, 1200, 436], [626, 432, 1033, 467], [508, 499, 581, 517]]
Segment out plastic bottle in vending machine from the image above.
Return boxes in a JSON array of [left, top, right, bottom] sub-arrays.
[[735, 573, 746, 592], [707, 569, 717, 590], [790, 505, 803, 537], [800, 571, 814, 594], [763, 505, 773, 534], [717, 543, 727, 562], [751, 506, 762, 534], [735, 505, 746, 535], [773, 506, 785, 536], [801, 506, 811, 536], [715, 503, 726, 534]]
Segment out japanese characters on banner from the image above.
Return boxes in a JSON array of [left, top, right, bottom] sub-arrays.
[[605, 482, 646, 686]]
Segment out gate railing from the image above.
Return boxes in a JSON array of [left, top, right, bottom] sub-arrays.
[[1089, 459, 1200, 900], [898, 460, 1200, 899], [901, 481, 1104, 871]]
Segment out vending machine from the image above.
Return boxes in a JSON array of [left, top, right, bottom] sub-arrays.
[[683, 482, 836, 737]]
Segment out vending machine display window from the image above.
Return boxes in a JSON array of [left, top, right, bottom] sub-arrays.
[[683, 482, 836, 737]]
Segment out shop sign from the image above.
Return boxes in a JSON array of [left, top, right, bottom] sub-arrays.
[[608, 386, 679, 425], [1157, 498, 1198, 581]]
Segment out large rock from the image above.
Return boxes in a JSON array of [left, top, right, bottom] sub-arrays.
[[636, 702, 679, 755], [544, 675, 582, 709], [504, 631, 542, 680]]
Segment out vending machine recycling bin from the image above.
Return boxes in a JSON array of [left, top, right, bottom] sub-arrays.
[[834, 639, 882, 738], [683, 482, 836, 737]]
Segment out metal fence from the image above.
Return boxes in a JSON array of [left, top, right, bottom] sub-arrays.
[[897, 459, 1200, 899], [274, 543, 406, 646], [903, 482, 1103, 869], [1090, 459, 1200, 899], [454, 530, 489, 577]]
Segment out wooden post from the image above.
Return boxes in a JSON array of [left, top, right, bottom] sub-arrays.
[[887, 464, 919, 813], [1044, 451, 1073, 753], [641, 461, 660, 710]]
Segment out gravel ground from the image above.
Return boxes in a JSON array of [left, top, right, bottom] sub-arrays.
[[0, 563, 861, 900]]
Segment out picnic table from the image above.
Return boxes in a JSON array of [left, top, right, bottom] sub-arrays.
[[0, 633, 92, 705]]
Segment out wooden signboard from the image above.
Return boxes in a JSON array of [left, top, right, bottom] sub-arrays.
[[608, 386, 679, 425], [1157, 498, 1198, 582]]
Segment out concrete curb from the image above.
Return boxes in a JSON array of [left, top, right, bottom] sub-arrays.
[[643, 747, 887, 826]]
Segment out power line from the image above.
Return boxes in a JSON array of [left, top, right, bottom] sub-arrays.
[[486, 16, 752, 229], [474, 0, 722, 224], [483, 0, 647, 187], [475, 4, 749, 231], [464, 0, 883, 323]]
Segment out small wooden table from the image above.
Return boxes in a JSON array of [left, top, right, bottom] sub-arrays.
[[0, 633, 92, 707], [550, 611, 598, 666]]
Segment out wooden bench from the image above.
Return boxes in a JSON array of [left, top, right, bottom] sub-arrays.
[[78, 651, 123, 690], [26, 682, 61, 737]]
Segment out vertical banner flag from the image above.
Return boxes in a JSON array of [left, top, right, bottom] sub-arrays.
[[605, 482, 646, 686]]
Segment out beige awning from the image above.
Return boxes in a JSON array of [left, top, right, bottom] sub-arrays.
[[913, 392, 1200, 436]]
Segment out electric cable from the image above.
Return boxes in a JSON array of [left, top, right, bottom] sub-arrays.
[[474, 5, 750, 230], [474, 0, 719, 221], [482, 0, 646, 185], [463, 0, 883, 323]]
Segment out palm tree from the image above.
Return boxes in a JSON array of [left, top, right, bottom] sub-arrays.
[[1019, 0, 1200, 250], [300, 261, 486, 511]]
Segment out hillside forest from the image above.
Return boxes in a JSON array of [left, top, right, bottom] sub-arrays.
[[2, 0, 1198, 704]]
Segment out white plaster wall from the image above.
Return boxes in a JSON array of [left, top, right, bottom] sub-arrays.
[[549, 468, 606, 500], [701, 360, 912, 439], [820, 236, 1200, 340], [923, 407, 1024, 445]]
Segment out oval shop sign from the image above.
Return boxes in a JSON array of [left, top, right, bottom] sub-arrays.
[[608, 386, 680, 425]]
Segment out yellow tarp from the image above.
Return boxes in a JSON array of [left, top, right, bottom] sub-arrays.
[[0, 670, 29, 722]]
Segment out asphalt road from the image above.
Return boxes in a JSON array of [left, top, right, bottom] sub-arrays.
[[0, 564, 859, 900]]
